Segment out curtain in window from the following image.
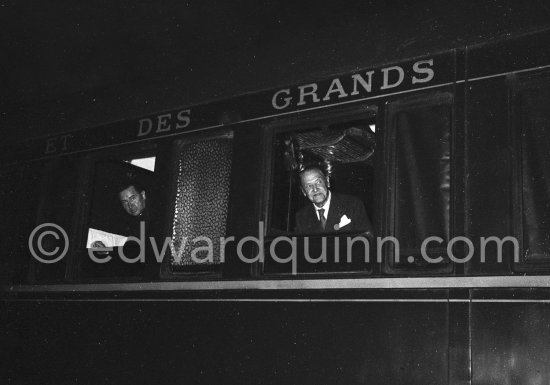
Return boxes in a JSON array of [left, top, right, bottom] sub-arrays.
[[171, 137, 233, 267], [393, 103, 451, 259]]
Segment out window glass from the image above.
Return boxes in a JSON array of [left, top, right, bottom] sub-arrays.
[[31, 157, 81, 282], [386, 95, 452, 272], [0, 163, 43, 284], [518, 86, 550, 263]]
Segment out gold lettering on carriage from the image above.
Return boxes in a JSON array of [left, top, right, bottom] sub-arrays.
[[137, 108, 191, 137], [271, 59, 435, 110], [44, 134, 73, 155]]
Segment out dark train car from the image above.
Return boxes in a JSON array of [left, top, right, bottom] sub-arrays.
[[2, 2, 550, 384]]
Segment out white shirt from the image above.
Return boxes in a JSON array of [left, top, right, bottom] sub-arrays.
[[314, 191, 332, 221]]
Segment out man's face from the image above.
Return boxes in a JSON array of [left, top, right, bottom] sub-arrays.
[[119, 185, 146, 216], [300, 169, 329, 207]]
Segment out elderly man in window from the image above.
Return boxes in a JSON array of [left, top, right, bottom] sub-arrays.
[[295, 167, 373, 235]]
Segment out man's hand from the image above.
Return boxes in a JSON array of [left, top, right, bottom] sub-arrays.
[[91, 241, 106, 248], [90, 240, 110, 255]]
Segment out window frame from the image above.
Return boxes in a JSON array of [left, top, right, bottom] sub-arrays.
[[382, 91, 455, 275], [261, 103, 379, 277], [159, 129, 235, 280], [73, 140, 164, 283], [510, 71, 550, 272]]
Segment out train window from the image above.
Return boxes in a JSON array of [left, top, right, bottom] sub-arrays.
[[81, 147, 162, 281], [513, 76, 550, 270], [264, 112, 376, 275], [28, 157, 83, 283], [162, 132, 233, 276], [0, 162, 43, 285], [384, 93, 453, 273]]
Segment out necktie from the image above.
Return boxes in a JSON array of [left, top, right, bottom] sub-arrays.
[[318, 208, 326, 229]]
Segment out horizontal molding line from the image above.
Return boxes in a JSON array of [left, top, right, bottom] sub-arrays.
[[471, 299, 550, 303], [464, 63, 550, 84], [3, 298, 453, 303], [3, 298, 550, 303], [4, 298, 550, 303], [3, 276, 550, 293]]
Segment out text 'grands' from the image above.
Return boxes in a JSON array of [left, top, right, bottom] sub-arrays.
[[271, 59, 435, 110]]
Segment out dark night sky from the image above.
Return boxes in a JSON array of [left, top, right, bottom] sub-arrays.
[[2, 0, 550, 143]]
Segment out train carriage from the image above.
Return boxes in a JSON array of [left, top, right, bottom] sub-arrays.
[[2, 2, 550, 384]]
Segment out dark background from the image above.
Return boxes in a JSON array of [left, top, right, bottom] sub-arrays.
[[2, 0, 550, 144]]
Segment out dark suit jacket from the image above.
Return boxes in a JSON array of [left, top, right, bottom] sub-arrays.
[[294, 192, 373, 235]]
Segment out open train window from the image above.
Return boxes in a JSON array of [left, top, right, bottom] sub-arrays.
[[161, 132, 233, 277], [512, 73, 550, 272], [80, 144, 164, 281], [264, 109, 376, 275]]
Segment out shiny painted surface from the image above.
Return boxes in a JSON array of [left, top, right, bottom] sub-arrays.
[[3, 300, 449, 385], [471, 301, 550, 385]]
